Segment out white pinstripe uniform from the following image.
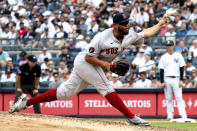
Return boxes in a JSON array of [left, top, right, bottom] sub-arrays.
[[57, 28, 144, 99], [158, 52, 187, 119]]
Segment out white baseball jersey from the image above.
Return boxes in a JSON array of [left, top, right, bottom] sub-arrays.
[[78, 28, 144, 62], [57, 28, 144, 99], [158, 52, 185, 77]]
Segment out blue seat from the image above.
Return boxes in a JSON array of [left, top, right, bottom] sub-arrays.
[[39, 81, 49, 88], [0, 82, 16, 88]]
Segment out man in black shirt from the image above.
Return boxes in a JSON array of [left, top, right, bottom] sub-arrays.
[[14, 55, 41, 114]]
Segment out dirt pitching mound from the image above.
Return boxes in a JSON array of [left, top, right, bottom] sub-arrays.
[[0, 112, 186, 131]]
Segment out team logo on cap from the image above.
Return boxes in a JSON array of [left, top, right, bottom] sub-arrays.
[[122, 14, 127, 19], [89, 47, 95, 53]]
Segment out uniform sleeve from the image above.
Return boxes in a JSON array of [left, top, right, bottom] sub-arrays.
[[158, 56, 164, 69], [17, 65, 23, 76], [86, 33, 101, 57], [36, 65, 41, 77], [179, 53, 186, 67], [122, 30, 144, 47]]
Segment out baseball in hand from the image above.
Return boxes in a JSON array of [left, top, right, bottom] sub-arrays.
[[164, 8, 178, 17]]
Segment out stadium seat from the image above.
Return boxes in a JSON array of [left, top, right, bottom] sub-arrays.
[[39, 81, 49, 88], [0, 82, 16, 88], [51, 52, 57, 58], [9, 53, 17, 63]]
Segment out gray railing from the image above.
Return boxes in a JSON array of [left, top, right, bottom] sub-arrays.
[[0, 35, 196, 51]]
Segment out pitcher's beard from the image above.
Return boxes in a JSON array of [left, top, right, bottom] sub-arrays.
[[118, 28, 129, 35]]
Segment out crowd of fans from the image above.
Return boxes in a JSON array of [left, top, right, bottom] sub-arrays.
[[0, 0, 197, 88]]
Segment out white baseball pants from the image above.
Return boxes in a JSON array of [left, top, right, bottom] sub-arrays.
[[164, 76, 187, 118], [57, 54, 115, 100]]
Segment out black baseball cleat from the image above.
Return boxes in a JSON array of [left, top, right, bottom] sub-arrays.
[[126, 115, 150, 126]]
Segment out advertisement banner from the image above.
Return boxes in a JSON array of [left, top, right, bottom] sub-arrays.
[[79, 93, 156, 116], [158, 93, 197, 116], [0, 93, 2, 111], [4, 93, 78, 115]]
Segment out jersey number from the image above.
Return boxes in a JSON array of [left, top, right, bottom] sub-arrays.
[[106, 48, 118, 54]]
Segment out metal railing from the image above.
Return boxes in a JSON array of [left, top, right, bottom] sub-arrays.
[[0, 35, 196, 51]]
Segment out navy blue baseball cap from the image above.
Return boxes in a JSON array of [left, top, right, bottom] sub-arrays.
[[113, 12, 129, 24], [166, 40, 175, 46]]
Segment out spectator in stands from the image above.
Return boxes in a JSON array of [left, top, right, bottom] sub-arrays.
[[151, 75, 160, 88], [0, 69, 16, 82], [142, 41, 153, 54], [75, 35, 88, 51], [17, 22, 28, 39], [122, 77, 135, 88], [54, 25, 67, 48], [148, 14, 157, 27], [129, 1, 140, 20], [182, 76, 193, 88], [181, 49, 189, 62], [189, 8, 197, 23], [47, 60, 55, 71], [49, 72, 63, 89], [132, 48, 145, 67], [134, 71, 152, 88], [136, 7, 149, 27], [41, 57, 49, 73], [176, 23, 188, 40], [148, 67, 157, 79], [58, 61, 68, 77], [0, 27, 9, 45], [175, 39, 188, 53], [98, 15, 109, 32], [155, 2, 165, 18], [124, 64, 138, 82], [2, 57, 17, 74], [8, 27, 17, 45], [191, 69, 197, 88], [165, 24, 176, 44], [48, 0, 61, 12], [0, 46, 9, 69], [154, 52, 162, 66], [80, 16, 88, 31], [61, 70, 69, 81], [189, 39, 197, 58], [32, 28, 42, 48], [181, 7, 191, 20], [17, 51, 27, 66], [40, 68, 54, 82], [59, 46, 70, 61], [185, 59, 196, 76], [40, 28, 54, 48], [38, 47, 52, 64], [109, 73, 123, 88], [187, 22, 197, 41], [139, 52, 155, 73], [128, 45, 138, 56], [87, 18, 99, 35]]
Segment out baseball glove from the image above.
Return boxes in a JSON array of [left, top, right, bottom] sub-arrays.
[[110, 61, 130, 76]]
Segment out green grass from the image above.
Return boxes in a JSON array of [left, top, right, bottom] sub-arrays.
[[89, 118, 197, 130], [151, 123, 197, 130]]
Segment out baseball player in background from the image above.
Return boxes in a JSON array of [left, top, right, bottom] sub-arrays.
[[9, 12, 169, 126], [158, 40, 187, 120]]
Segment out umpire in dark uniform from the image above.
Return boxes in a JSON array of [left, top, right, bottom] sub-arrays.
[[14, 55, 41, 114]]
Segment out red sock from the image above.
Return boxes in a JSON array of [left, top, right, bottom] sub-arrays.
[[105, 92, 135, 119], [27, 89, 57, 106]]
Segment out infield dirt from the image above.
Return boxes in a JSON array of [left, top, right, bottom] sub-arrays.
[[0, 112, 189, 131]]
